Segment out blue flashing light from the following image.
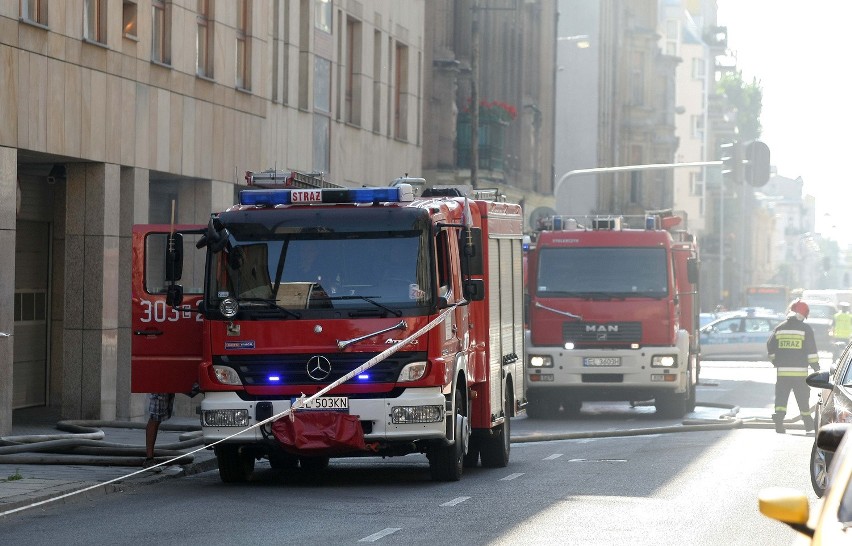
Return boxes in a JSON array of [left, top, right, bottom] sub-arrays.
[[357, 374, 370, 380], [239, 185, 411, 206], [240, 189, 292, 206], [351, 188, 398, 203], [268, 375, 282, 382]]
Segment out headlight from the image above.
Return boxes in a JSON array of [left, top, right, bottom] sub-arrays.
[[391, 405, 443, 424], [213, 365, 242, 385], [201, 409, 250, 427], [220, 297, 239, 318], [397, 361, 428, 382], [651, 355, 677, 368], [528, 355, 553, 368]]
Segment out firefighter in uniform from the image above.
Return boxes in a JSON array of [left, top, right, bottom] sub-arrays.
[[832, 301, 852, 347], [766, 299, 818, 434]]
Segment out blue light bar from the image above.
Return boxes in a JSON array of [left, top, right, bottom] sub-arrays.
[[268, 375, 282, 382], [357, 374, 370, 380], [239, 184, 413, 207], [240, 189, 292, 206]]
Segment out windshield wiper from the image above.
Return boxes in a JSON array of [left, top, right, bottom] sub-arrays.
[[236, 298, 302, 319], [325, 295, 403, 317]]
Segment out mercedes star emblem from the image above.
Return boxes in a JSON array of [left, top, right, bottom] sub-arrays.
[[306, 355, 332, 381]]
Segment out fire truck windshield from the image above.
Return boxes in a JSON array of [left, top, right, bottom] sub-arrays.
[[206, 231, 432, 315], [536, 247, 669, 298]]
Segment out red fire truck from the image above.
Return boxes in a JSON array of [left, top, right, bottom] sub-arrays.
[[131, 171, 525, 482], [524, 212, 700, 418]]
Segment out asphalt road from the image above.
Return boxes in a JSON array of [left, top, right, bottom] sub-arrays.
[[0, 360, 821, 545]]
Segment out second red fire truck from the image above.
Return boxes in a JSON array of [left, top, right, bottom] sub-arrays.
[[524, 212, 700, 418], [131, 172, 525, 482]]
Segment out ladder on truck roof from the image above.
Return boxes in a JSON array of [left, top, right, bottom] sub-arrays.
[[244, 169, 344, 189]]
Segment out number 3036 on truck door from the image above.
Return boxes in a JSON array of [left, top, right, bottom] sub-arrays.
[[138, 299, 202, 323]]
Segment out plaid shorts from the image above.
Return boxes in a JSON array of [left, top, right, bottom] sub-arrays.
[[147, 393, 175, 422]]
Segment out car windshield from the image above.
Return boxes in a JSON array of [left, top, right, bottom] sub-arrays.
[[536, 247, 668, 297], [207, 231, 432, 312]]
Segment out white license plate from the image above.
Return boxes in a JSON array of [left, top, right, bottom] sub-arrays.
[[583, 357, 621, 367], [292, 396, 349, 411]]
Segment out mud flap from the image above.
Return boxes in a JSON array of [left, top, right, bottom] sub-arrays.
[[271, 411, 367, 456]]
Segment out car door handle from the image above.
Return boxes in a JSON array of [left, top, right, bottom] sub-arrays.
[[134, 329, 164, 336]]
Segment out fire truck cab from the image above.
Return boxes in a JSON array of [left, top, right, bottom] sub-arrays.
[[524, 213, 700, 418], [131, 172, 525, 482]]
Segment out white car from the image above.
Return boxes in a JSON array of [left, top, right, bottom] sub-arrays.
[[699, 310, 784, 361]]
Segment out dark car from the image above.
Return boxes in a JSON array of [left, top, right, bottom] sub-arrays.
[[806, 341, 852, 496]]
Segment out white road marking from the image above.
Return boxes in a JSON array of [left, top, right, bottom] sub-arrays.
[[359, 528, 402, 542], [440, 496, 471, 507], [543, 453, 564, 460], [568, 458, 627, 463], [500, 472, 525, 481]]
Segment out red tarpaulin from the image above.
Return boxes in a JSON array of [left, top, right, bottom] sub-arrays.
[[271, 411, 367, 456]]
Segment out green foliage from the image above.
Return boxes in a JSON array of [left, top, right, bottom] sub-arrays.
[[718, 71, 763, 141], [2, 469, 23, 482]]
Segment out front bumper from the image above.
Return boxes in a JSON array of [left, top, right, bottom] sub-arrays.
[[200, 387, 447, 444]]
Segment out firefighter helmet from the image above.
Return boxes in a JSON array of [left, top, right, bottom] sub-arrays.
[[789, 299, 810, 319]]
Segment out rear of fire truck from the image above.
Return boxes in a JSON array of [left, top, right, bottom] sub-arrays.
[[524, 214, 699, 418], [131, 172, 524, 482]]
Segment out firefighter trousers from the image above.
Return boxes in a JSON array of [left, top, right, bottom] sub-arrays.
[[774, 372, 811, 419]]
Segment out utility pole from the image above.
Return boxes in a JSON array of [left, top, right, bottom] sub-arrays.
[[470, 0, 480, 189]]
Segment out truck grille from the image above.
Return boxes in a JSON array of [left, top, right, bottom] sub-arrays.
[[213, 351, 427, 386], [563, 321, 642, 348]]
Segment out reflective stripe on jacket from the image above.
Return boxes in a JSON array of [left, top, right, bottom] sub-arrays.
[[766, 317, 819, 368]]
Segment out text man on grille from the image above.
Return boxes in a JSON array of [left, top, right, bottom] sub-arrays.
[[766, 299, 818, 434]]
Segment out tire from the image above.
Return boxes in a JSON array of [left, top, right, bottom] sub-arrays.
[[686, 365, 697, 413], [463, 436, 480, 468], [215, 444, 255, 483], [810, 441, 831, 497], [561, 399, 582, 418], [654, 390, 688, 418], [480, 392, 511, 468], [430, 387, 467, 482]]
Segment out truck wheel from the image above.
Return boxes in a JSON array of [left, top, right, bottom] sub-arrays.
[[685, 377, 697, 413], [430, 387, 467, 481], [463, 437, 480, 468], [654, 391, 687, 418], [480, 392, 511, 468], [810, 442, 831, 497], [215, 444, 255, 483]]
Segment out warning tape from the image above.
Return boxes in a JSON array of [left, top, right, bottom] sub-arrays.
[[0, 301, 463, 518]]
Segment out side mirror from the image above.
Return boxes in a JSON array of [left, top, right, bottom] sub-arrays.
[[687, 258, 699, 285], [165, 233, 184, 282], [463, 279, 485, 302], [459, 228, 483, 276], [805, 371, 832, 390], [165, 284, 184, 307]]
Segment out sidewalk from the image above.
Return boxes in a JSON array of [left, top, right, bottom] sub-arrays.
[[0, 407, 218, 516]]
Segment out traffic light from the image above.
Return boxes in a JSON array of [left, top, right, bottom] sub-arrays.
[[720, 141, 743, 184], [744, 140, 771, 187]]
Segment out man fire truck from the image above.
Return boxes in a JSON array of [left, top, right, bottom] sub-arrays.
[[524, 212, 700, 418], [131, 171, 525, 482]]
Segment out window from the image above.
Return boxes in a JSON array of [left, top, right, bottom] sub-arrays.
[[314, 57, 331, 112], [345, 17, 362, 125], [692, 57, 706, 80], [314, 0, 331, 33], [196, 0, 214, 77], [630, 50, 644, 106], [13, 291, 46, 323], [123, 0, 138, 38], [691, 115, 704, 139], [271, 0, 287, 103], [689, 171, 704, 197], [394, 42, 408, 140], [21, 0, 48, 25], [83, 0, 106, 44], [152, 0, 171, 64], [236, 0, 251, 89], [372, 30, 382, 132]]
